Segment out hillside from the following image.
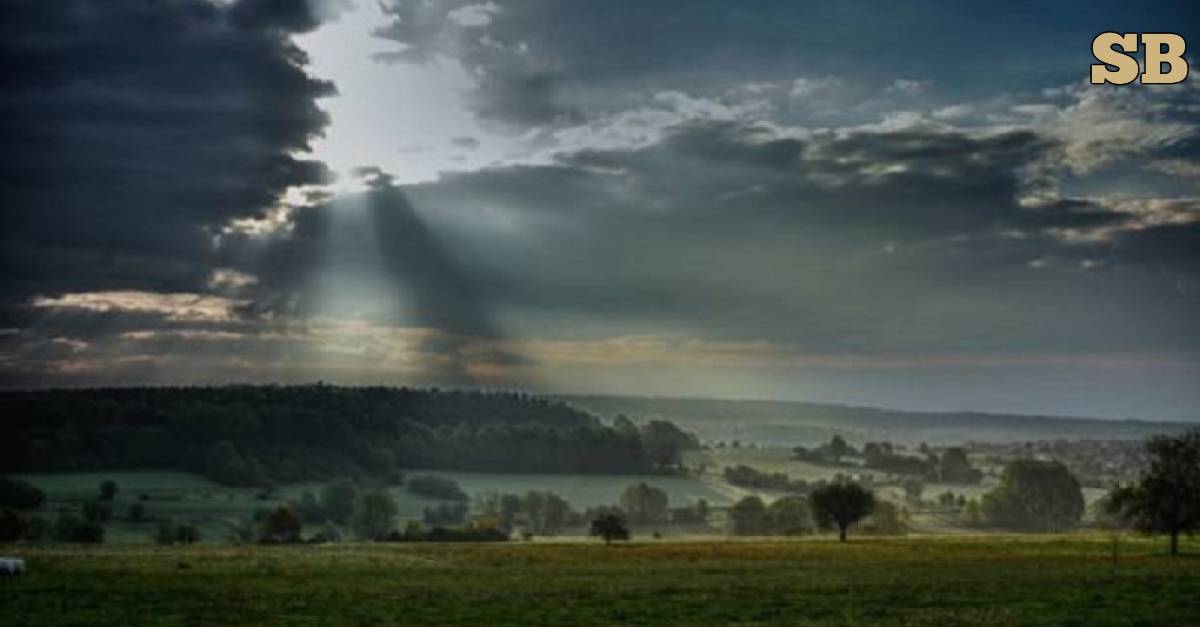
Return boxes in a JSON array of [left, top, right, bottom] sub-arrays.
[[1, 386, 691, 483], [560, 394, 1194, 446]]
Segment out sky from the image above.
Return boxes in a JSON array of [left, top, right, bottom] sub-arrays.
[[2, 0, 1199, 421]]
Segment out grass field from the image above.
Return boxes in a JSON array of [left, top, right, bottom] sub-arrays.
[[2, 535, 1198, 626]]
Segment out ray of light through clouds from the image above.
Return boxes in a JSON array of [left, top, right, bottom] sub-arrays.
[[2, 0, 1200, 420]]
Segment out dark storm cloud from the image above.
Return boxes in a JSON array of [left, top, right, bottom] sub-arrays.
[[0, 0, 335, 301], [366, 120, 1200, 354], [374, 0, 1200, 130]]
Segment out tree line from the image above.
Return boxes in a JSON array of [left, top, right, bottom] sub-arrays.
[[1, 385, 698, 484]]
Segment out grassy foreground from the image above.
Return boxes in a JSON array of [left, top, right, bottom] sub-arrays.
[[2, 535, 1198, 626]]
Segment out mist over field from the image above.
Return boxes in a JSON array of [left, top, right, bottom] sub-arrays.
[[3, 1, 1200, 625]]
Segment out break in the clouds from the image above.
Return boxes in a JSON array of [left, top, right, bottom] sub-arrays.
[[2, 0, 1199, 421]]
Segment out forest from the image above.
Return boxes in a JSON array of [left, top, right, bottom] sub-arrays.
[[0, 385, 697, 484]]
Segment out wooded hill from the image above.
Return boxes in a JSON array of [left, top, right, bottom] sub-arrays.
[[2, 386, 696, 485]]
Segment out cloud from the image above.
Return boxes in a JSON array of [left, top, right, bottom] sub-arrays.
[[0, 0, 334, 302], [371, 0, 1199, 131]]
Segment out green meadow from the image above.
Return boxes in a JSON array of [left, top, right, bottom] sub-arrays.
[[3, 536, 1198, 626]]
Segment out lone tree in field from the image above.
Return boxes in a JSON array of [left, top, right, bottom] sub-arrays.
[[589, 513, 630, 544], [1106, 429, 1200, 557], [98, 480, 118, 501], [810, 482, 874, 541], [981, 459, 1084, 531], [263, 505, 303, 543], [828, 435, 851, 463]]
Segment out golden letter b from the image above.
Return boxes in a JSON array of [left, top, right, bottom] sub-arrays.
[[1141, 34, 1188, 84]]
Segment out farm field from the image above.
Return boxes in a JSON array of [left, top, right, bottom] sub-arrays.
[[2, 535, 1198, 626]]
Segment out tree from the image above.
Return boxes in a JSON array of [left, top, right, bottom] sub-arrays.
[[810, 482, 875, 541], [99, 479, 118, 501], [938, 448, 982, 484], [1106, 429, 1200, 556], [828, 435, 851, 463], [729, 496, 769, 535], [589, 513, 630, 544], [353, 490, 398, 541], [263, 505, 303, 543], [620, 482, 669, 524], [524, 491, 574, 535], [321, 479, 358, 525], [0, 476, 45, 510], [768, 495, 812, 534], [981, 460, 1084, 531]]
